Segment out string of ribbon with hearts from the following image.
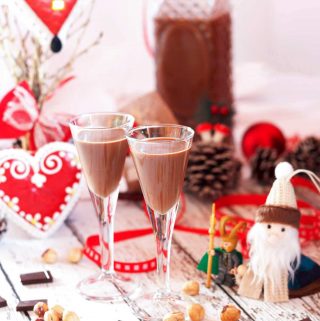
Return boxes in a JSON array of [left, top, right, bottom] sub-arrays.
[[84, 178, 320, 273]]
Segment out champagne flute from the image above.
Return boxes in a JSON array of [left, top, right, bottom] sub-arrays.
[[69, 112, 136, 302], [126, 124, 194, 319]]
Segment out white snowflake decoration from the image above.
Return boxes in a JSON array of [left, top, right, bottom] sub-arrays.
[[31, 173, 47, 188], [3, 195, 19, 212], [26, 213, 43, 229], [0, 167, 6, 183], [65, 183, 79, 202], [43, 212, 60, 231]]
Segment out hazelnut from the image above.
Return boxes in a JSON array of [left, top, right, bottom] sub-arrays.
[[67, 248, 83, 264], [163, 311, 185, 321], [50, 305, 64, 319], [220, 305, 241, 321], [237, 264, 247, 277], [188, 303, 205, 321], [182, 280, 200, 296], [62, 310, 80, 321], [44, 310, 59, 321], [33, 302, 48, 318], [41, 248, 58, 264]]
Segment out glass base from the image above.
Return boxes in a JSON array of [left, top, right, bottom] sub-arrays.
[[131, 290, 186, 321], [77, 271, 139, 302]]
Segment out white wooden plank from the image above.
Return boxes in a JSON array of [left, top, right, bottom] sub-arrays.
[[0, 218, 139, 321], [0, 264, 28, 321]]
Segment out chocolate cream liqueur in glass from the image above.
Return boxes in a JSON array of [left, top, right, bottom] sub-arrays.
[[75, 128, 128, 198], [70, 112, 139, 303], [132, 137, 189, 214], [127, 125, 194, 321]]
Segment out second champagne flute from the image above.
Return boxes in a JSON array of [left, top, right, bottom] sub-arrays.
[[69, 112, 137, 302], [126, 124, 194, 319]]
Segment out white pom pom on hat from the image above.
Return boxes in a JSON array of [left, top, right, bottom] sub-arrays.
[[257, 162, 320, 228], [265, 162, 297, 209], [275, 162, 294, 179], [257, 161, 301, 229]]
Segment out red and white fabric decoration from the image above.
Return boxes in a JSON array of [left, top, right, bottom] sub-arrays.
[[0, 81, 39, 139], [10, 0, 90, 51]]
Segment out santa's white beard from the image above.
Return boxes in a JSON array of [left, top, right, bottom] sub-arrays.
[[248, 223, 301, 290]]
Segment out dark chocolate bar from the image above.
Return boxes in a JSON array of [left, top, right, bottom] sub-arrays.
[[0, 296, 7, 308], [20, 271, 53, 285], [16, 299, 47, 312]]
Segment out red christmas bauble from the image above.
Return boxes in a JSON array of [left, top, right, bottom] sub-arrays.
[[242, 122, 286, 159]]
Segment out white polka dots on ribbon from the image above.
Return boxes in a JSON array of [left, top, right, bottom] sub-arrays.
[[84, 246, 157, 274]]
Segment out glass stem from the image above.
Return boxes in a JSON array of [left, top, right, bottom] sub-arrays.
[[90, 188, 119, 274], [147, 203, 179, 294]]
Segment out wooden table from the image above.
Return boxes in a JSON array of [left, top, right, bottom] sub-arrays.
[[0, 181, 319, 321]]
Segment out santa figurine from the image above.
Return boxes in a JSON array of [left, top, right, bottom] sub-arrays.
[[237, 162, 320, 302]]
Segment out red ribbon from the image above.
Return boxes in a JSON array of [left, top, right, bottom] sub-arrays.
[[0, 78, 75, 150], [84, 178, 320, 273], [29, 112, 73, 150]]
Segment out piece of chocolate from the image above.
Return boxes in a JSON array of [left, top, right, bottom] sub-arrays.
[[20, 271, 53, 285], [0, 296, 7, 308], [16, 299, 47, 312]]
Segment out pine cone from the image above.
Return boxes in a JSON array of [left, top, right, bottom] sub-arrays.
[[286, 136, 320, 175], [250, 147, 279, 185], [0, 217, 7, 240], [185, 142, 241, 200]]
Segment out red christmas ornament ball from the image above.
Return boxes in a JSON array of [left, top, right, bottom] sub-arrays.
[[242, 122, 286, 159]]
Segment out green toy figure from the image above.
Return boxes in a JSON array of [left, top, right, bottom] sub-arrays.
[[198, 216, 246, 287]]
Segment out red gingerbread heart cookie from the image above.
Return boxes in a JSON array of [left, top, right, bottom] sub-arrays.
[[0, 142, 82, 238]]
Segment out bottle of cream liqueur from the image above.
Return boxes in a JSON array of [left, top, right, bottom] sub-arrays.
[[155, 0, 233, 128]]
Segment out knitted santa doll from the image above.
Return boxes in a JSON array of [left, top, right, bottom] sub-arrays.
[[237, 162, 320, 302]]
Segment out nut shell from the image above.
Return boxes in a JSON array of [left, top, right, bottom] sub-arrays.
[[33, 302, 48, 318], [44, 310, 59, 321], [50, 305, 64, 319], [163, 311, 185, 321], [41, 248, 58, 264], [237, 264, 247, 277], [68, 248, 83, 264], [188, 303, 205, 321], [62, 310, 80, 321], [182, 280, 200, 296], [220, 305, 241, 321]]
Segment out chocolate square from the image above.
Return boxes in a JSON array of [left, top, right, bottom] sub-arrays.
[[16, 299, 47, 312], [0, 296, 7, 308], [20, 271, 53, 285]]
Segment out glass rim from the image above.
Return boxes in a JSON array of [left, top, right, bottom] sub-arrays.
[[69, 112, 134, 130], [126, 124, 194, 142]]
